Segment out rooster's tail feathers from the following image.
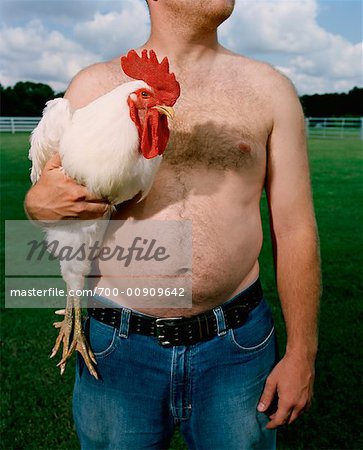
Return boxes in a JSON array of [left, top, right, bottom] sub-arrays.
[[29, 98, 72, 184]]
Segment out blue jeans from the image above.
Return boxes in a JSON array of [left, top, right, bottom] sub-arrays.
[[73, 296, 278, 450]]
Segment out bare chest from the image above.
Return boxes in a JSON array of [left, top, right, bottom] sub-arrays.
[[101, 59, 272, 173], [163, 75, 272, 171]]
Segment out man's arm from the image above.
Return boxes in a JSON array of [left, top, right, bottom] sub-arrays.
[[24, 153, 109, 221], [258, 74, 321, 428], [24, 65, 110, 221]]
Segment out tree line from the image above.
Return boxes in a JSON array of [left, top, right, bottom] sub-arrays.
[[300, 87, 362, 117], [0, 82, 64, 117], [0, 81, 362, 117]]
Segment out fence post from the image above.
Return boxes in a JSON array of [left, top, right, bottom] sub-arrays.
[[305, 117, 309, 137], [340, 118, 345, 139], [10, 118, 15, 134], [361, 118, 363, 141]]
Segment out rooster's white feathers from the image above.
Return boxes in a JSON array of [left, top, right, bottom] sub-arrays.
[[29, 80, 164, 290]]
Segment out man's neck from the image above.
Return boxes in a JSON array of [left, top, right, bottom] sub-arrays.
[[143, 35, 220, 68], [140, 11, 222, 70]]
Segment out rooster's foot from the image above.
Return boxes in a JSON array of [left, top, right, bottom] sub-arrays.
[[51, 308, 73, 375], [58, 326, 98, 380]]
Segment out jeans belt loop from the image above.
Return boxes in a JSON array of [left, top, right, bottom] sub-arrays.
[[118, 308, 132, 338], [213, 306, 227, 336]]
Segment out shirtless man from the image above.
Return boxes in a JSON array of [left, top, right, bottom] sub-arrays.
[[25, 1, 320, 448]]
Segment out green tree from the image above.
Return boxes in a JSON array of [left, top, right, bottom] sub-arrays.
[[0, 82, 55, 116], [300, 87, 363, 117]]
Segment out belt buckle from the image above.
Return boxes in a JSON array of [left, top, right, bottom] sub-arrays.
[[155, 317, 183, 347]]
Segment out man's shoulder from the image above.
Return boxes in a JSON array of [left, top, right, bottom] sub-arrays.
[[221, 49, 297, 97], [64, 58, 128, 109]]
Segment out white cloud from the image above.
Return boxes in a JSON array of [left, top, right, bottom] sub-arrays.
[[220, 0, 327, 53], [0, 0, 126, 25], [0, 0, 361, 94], [0, 20, 97, 91], [0, 0, 150, 91], [291, 40, 362, 79], [279, 36, 362, 94], [276, 66, 354, 96], [74, 1, 150, 59], [219, 0, 362, 94]]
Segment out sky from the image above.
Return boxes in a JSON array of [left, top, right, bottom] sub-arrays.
[[0, 0, 362, 95]]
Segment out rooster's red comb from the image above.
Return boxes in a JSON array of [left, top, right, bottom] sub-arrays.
[[121, 49, 180, 106]]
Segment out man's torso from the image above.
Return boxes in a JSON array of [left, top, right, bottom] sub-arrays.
[[81, 51, 277, 317]]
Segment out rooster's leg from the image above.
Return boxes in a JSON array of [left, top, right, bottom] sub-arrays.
[[51, 290, 74, 375], [60, 296, 98, 380]]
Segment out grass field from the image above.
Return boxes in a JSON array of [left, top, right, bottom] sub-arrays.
[[1, 132, 362, 449]]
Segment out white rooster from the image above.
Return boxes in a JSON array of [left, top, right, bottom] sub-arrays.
[[28, 49, 180, 379]]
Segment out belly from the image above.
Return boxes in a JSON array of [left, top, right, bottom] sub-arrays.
[[93, 165, 264, 316]]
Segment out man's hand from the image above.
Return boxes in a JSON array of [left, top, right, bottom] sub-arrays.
[[257, 352, 315, 428], [25, 153, 110, 221]]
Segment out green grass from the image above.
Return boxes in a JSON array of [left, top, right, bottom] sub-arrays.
[[1, 132, 362, 449]]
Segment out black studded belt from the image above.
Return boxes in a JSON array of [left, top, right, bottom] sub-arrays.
[[87, 279, 263, 348]]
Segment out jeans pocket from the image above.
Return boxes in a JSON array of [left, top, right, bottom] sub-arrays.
[[228, 300, 275, 353], [87, 317, 118, 358]]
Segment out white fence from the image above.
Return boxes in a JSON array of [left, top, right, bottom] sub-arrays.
[[0, 116, 362, 139], [306, 117, 362, 139], [0, 117, 41, 133]]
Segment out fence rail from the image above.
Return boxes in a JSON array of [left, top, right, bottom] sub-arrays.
[[306, 117, 362, 139], [0, 117, 41, 133], [1, 116, 362, 139]]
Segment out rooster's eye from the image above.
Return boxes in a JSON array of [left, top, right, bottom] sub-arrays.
[[141, 91, 150, 98]]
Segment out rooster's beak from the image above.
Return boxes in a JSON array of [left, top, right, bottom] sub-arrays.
[[152, 105, 175, 119]]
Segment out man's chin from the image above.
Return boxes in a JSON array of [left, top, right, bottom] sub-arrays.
[[207, 0, 235, 26]]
